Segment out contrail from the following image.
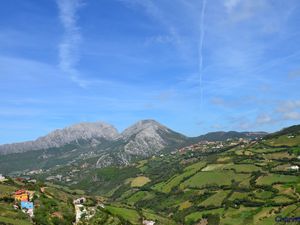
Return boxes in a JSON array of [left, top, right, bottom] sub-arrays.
[[199, 0, 207, 106]]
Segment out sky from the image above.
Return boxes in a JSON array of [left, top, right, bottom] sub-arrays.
[[0, 0, 300, 144]]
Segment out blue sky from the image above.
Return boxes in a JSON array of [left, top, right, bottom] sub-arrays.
[[0, 0, 300, 144]]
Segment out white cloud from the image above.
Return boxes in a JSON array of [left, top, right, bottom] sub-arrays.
[[224, 0, 241, 13], [278, 100, 300, 121], [255, 114, 273, 124], [145, 35, 177, 45], [237, 121, 252, 130], [224, 0, 269, 24], [282, 111, 300, 120], [119, 0, 199, 64], [288, 69, 300, 79], [277, 100, 300, 113], [231, 100, 300, 128], [211, 124, 224, 129], [123, 0, 182, 46], [57, 0, 85, 87]]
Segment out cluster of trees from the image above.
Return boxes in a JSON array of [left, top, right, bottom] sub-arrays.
[[33, 194, 75, 225]]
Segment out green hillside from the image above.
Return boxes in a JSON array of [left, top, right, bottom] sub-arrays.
[[0, 125, 299, 224], [76, 125, 300, 225], [0, 178, 75, 225]]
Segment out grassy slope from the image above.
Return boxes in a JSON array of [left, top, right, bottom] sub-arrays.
[[1, 124, 300, 225], [0, 179, 75, 225], [92, 126, 300, 225]]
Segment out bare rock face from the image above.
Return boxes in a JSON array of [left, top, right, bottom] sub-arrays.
[[0, 122, 119, 154], [121, 120, 170, 139], [120, 120, 185, 156]]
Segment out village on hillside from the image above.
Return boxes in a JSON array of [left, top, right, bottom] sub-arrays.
[[14, 189, 34, 217], [0, 174, 35, 218], [177, 138, 254, 155], [0, 174, 105, 224]]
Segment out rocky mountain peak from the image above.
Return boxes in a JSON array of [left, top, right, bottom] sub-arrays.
[[118, 120, 183, 157], [121, 119, 170, 140], [0, 121, 119, 154], [44, 122, 119, 142]]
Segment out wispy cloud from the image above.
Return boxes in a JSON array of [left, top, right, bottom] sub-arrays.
[[224, 0, 267, 23], [119, 0, 197, 63], [120, 0, 209, 105], [277, 100, 300, 113], [255, 113, 274, 125], [282, 112, 300, 120], [224, 0, 241, 13], [228, 99, 300, 130], [57, 0, 86, 87], [276, 100, 300, 121], [288, 69, 300, 79], [198, 0, 207, 105]]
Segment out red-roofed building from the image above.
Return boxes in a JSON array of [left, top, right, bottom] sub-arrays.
[[15, 190, 29, 202]]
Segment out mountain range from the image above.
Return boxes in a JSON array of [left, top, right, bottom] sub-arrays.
[[0, 122, 119, 154], [0, 119, 267, 174], [0, 124, 299, 225]]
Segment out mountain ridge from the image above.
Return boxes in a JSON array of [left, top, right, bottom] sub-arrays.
[[0, 119, 270, 174], [0, 124, 299, 225], [0, 121, 119, 154], [191, 130, 267, 142], [0, 119, 267, 155]]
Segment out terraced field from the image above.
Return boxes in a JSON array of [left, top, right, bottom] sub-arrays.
[[130, 176, 151, 187], [91, 126, 300, 225], [1, 125, 299, 225], [152, 161, 206, 193], [105, 206, 141, 224], [180, 170, 250, 188], [256, 173, 299, 185]]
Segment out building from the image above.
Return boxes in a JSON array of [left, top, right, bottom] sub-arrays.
[[15, 190, 29, 202], [0, 174, 5, 182], [143, 220, 155, 225], [21, 201, 34, 217], [290, 165, 299, 171], [21, 201, 34, 210], [98, 203, 105, 208], [73, 197, 86, 205], [28, 179, 37, 183]]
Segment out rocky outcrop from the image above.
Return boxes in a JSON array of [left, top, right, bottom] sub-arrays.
[[0, 122, 119, 154]]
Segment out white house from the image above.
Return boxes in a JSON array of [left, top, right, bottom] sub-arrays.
[[290, 165, 299, 171], [73, 197, 86, 205], [98, 203, 105, 208], [143, 220, 155, 225], [0, 174, 5, 182]]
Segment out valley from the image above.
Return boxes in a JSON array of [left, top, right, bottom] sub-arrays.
[[0, 124, 299, 224], [2, 0, 299, 224]]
